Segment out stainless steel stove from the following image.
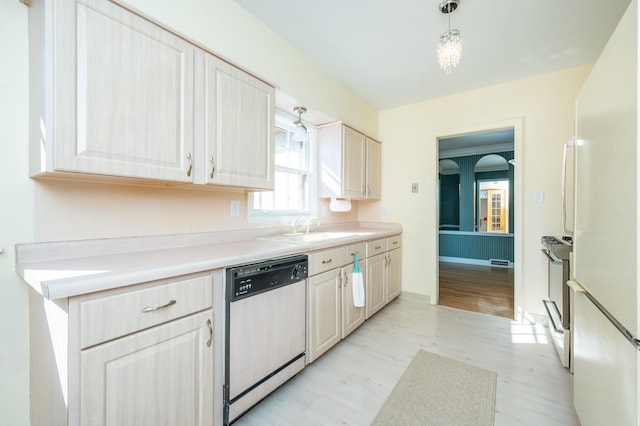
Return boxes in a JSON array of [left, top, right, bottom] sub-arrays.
[[541, 235, 573, 368]]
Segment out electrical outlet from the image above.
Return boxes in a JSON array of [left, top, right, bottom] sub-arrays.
[[230, 199, 240, 217]]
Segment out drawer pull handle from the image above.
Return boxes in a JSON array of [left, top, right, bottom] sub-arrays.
[[322, 258, 333, 264], [393, 241, 398, 245], [141, 299, 176, 313], [206, 319, 213, 347], [375, 245, 381, 250]]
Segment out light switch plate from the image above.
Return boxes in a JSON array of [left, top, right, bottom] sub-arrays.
[[411, 183, 419, 193], [534, 191, 544, 203]]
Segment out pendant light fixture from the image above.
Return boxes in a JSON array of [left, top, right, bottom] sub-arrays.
[[437, 0, 462, 74], [292, 106, 309, 143]]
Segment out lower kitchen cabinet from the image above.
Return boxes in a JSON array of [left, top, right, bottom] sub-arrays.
[[341, 263, 366, 338], [28, 270, 221, 426], [307, 269, 342, 363], [306, 244, 366, 364], [386, 247, 403, 302], [80, 310, 213, 426], [365, 253, 386, 319], [366, 236, 403, 318]]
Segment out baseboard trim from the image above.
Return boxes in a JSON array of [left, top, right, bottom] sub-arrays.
[[439, 256, 514, 269]]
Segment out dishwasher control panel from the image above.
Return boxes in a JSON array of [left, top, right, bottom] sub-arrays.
[[226, 255, 308, 301]]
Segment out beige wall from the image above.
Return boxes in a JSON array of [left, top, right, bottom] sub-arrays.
[[378, 64, 592, 314]]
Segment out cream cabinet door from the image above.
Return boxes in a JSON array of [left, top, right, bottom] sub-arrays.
[[365, 253, 386, 319], [366, 138, 381, 199], [342, 126, 366, 198], [307, 269, 341, 363], [340, 264, 365, 338], [203, 54, 275, 189], [386, 248, 402, 302], [54, 0, 195, 181], [80, 310, 213, 426]]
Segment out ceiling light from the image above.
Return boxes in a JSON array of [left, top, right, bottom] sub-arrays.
[[437, 0, 462, 74], [292, 106, 308, 142]]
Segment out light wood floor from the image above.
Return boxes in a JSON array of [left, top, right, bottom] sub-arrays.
[[235, 294, 578, 425], [439, 262, 515, 319]]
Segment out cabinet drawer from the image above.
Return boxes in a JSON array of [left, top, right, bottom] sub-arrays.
[[308, 248, 341, 276], [387, 235, 402, 250], [80, 273, 213, 349], [338, 242, 367, 266], [366, 239, 386, 257]]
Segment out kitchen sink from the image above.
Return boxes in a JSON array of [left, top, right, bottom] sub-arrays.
[[259, 231, 369, 244]]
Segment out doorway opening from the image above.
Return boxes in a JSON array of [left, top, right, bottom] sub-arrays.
[[433, 121, 522, 319]]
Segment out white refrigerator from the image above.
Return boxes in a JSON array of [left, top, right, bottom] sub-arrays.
[[571, 0, 638, 424]]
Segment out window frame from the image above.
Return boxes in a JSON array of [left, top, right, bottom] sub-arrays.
[[247, 110, 317, 223]]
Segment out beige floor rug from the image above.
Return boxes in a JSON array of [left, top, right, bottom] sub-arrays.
[[372, 350, 497, 426]]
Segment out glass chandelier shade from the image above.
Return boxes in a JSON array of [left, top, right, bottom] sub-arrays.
[[437, 29, 462, 74], [292, 106, 308, 143], [437, 0, 462, 74]]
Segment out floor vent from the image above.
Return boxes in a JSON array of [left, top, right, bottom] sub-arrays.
[[489, 259, 510, 267]]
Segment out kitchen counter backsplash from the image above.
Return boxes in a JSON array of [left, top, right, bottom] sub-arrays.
[[16, 222, 401, 300]]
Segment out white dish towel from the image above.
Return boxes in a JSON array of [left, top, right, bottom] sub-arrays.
[[352, 252, 365, 307]]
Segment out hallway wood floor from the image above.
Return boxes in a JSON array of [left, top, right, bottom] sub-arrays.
[[439, 261, 515, 319], [235, 294, 578, 425]]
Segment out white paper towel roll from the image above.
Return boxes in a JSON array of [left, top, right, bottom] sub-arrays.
[[329, 198, 352, 212]]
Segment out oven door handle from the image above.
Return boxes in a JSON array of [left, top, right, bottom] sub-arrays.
[[541, 248, 563, 265], [543, 299, 564, 334]]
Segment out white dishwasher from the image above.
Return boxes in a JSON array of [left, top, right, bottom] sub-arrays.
[[223, 255, 308, 425]]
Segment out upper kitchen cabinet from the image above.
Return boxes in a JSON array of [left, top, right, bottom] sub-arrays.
[[29, 0, 196, 182], [366, 137, 381, 199], [201, 54, 275, 190], [28, 0, 275, 190], [318, 123, 381, 200]]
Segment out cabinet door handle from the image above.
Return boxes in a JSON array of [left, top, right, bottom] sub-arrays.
[[343, 271, 349, 286], [186, 153, 193, 177], [206, 319, 213, 347], [322, 258, 333, 264], [209, 156, 216, 179], [141, 299, 176, 313]]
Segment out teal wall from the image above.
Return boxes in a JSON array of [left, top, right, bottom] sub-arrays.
[[439, 151, 514, 232], [439, 232, 515, 262], [439, 174, 460, 229], [439, 151, 514, 262]]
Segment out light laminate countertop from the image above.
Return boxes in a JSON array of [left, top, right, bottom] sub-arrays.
[[16, 222, 402, 300]]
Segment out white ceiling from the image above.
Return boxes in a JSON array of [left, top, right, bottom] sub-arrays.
[[234, 0, 631, 110]]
